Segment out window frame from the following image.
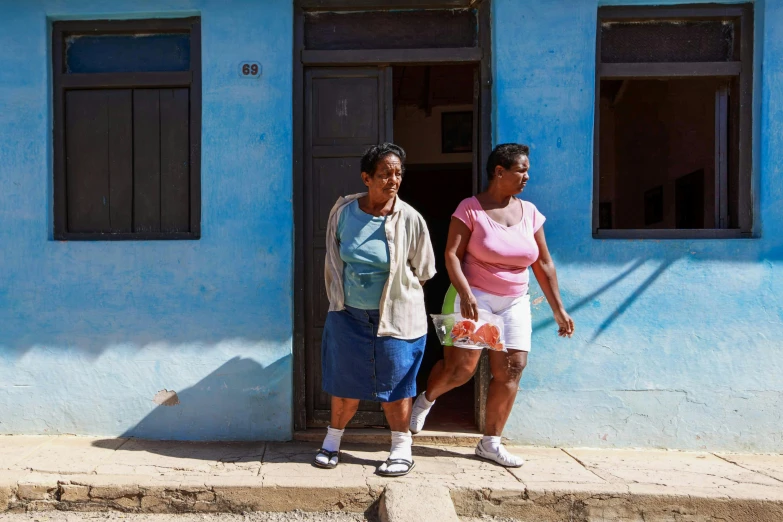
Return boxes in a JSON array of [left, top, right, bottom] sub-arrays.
[[592, 4, 753, 239], [53, 17, 202, 240]]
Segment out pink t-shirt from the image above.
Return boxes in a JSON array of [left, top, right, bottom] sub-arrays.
[[452, 197, 546, 297]]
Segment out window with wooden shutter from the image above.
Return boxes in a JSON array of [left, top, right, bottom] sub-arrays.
[[53, 18, 201, 240]]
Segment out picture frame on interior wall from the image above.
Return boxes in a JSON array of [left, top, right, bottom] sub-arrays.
[[442, 111, 473, 154]]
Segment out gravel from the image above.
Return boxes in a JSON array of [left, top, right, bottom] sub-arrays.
[[0, 512, 370, 522], [0, 513, 522, 522], [460, 515, 520, 522]]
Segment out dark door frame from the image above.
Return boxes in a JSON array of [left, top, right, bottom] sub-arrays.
[[298, 0, 476, 8], [293, 0, 493, 431]]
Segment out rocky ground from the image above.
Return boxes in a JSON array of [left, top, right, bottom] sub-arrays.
[[0, 512, 520, 522]]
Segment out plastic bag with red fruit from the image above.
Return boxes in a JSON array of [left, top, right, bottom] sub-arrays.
[[430, 310, 506, 351], [470, 322, 504, 351], [450, 320, 476, 342]]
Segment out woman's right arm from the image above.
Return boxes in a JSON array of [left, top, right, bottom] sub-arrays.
[[445, 217, 479, 320]]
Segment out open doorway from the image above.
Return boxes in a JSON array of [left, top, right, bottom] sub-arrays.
[[393, 64, 478, 432], [295, 2, 493, 431]]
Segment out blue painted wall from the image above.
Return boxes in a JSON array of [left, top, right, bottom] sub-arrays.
[[495, 0, 783, 451], [1, 0, 780, 452], [0, 0, 294, 440]]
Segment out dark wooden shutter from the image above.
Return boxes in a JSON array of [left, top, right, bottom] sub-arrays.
[[65, 90, 132, 233], [64, 88, 191, 235], [160, 89, 191, 233], [133, 89, 162, 233]]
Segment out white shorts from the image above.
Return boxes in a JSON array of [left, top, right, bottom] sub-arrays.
[[452, 288, 532, 352]]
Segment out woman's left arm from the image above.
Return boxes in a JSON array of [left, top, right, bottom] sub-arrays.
[[408, 215, 437, 284], [530, 226, 575, 338]]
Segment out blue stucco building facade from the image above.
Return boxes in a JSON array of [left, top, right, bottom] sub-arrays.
[[1, 0, 781, 452], [1, 0, 295, 441], [495, 0, 781, 452]]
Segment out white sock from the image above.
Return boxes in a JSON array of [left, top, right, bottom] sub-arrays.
[[418, 393, 435, 408], [389, 430, 413, 461], [381, 430, 413, 473], [315, 426, 344, 466], [482, 435, 502, 453], [323, 426, 344, 452], [410, 392, 435, 433]]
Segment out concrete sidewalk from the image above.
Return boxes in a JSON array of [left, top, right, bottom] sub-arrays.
[[1, 435, 782, 521]]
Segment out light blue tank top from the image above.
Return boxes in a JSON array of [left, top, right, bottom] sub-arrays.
[[337, 200, 390, 310]]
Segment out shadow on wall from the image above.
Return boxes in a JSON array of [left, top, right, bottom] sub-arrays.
[[533, 257, 675, 340], [87, 355, 293, 442], [527, 218, 783, 340]]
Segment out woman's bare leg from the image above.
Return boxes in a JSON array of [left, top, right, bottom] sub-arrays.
[[425, 346, 483, 401], [381, 397, 412, 432], [484, 350, 528, 435], [410, 347, 482, 434], [330, 397, 360, 429]]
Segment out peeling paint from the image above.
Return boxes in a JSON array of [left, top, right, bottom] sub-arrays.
[[152, 390, 180, 407]]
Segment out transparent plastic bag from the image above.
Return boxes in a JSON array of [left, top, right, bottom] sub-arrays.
[[430, 311, 506, 352]]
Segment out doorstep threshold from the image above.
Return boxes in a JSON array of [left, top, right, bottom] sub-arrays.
[[294, 427, 482, 446]]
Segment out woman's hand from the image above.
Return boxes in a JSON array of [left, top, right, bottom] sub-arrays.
[[530, 227, 574, 339], [460, 291, 480, 321], [553, 308, 575, 338]]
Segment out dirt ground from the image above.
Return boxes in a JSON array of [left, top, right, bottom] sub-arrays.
[[0, 512, 520, 522]]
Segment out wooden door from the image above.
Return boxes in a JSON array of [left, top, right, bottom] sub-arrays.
[[304, 67, 393, 427]]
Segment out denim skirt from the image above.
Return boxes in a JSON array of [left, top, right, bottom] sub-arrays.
[[321, 306, 426, 402]]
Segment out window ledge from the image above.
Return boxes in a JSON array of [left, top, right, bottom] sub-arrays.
[[54, 232, 200, 241], [593, 229, 749, 240]]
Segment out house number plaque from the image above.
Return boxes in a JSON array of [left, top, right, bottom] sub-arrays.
[[239, 61, 261, 78]]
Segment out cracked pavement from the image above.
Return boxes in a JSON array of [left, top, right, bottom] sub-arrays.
[[1, 436, 782, 518]]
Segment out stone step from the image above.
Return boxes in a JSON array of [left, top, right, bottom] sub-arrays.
[[3, 437, 783, 521], [294, 429, 482, 447], [3, 471, 783, 521], [380, 482, 459, 522]]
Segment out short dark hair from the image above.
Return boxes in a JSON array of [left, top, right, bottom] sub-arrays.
[[361, 143, 406, 177], [486, 143, 530, 180]]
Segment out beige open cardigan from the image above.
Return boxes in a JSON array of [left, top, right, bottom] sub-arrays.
[[323, 193, 436, 339]]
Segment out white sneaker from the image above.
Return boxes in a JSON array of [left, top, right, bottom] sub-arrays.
[[409, 392, 434, 434], [475, 439, 525, 468]]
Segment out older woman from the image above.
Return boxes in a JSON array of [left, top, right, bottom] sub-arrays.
[[409, 143, 574, 467], [314, 143, 436, 477]]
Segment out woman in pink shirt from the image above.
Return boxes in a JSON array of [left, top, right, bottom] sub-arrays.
[[409, 143, 575, 467]]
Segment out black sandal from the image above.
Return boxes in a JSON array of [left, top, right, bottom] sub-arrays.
[[376, 458, 416, 477], [312, 448, 340, 469]]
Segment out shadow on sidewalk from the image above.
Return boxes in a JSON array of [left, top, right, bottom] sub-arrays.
[[90, 437, 477, 466]]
